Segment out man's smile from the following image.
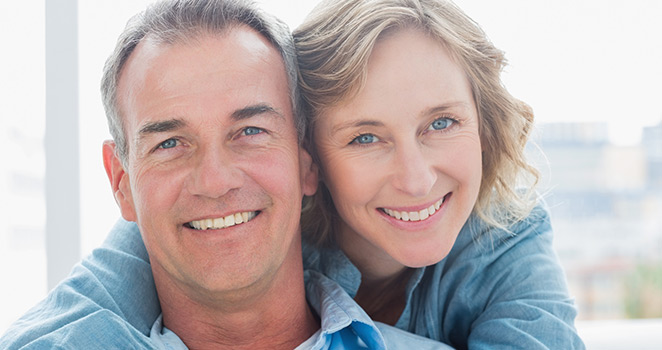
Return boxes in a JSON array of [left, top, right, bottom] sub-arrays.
[[186, 211, 259, 230]]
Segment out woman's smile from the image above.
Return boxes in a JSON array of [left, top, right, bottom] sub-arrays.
[[315, 28, 482, 269], [380, 193, 449, 222]]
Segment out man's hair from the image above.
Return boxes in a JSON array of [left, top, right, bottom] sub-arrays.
[[295, 0, 540, 246], [101, 0, 303, 165]]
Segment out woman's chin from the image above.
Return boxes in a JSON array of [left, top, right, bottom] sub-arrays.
[[394, 246, 452, 269]]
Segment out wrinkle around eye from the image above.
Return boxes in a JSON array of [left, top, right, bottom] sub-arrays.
[[427, 117, 457, 132], [349, 133, 380, 145], [241, 126, 265, 137], [158, 138, 179, 150]]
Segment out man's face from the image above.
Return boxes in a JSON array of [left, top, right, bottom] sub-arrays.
[[103, 27, 317, 300]]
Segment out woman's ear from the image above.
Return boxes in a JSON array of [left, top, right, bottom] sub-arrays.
[[102, 140, 137, 222]]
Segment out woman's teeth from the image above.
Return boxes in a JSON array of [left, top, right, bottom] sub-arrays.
[[382, 197, 445, 222], [188, 211, 257, 230]]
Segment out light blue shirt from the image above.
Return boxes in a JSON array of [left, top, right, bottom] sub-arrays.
[[0, 219, 449, 349], [148, 271, 451, 350], [0, 204, 584, 349], [302, 204, 585, 349]]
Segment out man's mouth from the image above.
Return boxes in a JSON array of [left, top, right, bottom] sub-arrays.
[[380, 194, 448, 222], [186, 211, 258, 230]]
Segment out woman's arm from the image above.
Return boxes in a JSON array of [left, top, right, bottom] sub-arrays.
[[462, 205, 584, 349], [465, 206, 583, 349], [408, 204, 585, 349], [0, 219, 160, 348]]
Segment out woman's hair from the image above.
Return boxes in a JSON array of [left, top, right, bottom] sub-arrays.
[[294, 0, 539, 246], [101, 0, 303, 166]]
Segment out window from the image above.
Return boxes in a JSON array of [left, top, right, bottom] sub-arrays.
[[0, 0, 47, 333]]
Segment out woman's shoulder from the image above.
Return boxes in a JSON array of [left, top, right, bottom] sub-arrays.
[[419, 202, 580, 348], [430, 201, 556, 290], [452, 201, 552, 255]]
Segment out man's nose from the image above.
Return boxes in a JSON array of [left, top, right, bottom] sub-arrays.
[[187, 146, 244, 199], [390, 143, 437, 197]]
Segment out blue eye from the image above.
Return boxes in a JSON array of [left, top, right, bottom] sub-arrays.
[[243, 127, 264, 136], [429, 118, 455, 131], [351, 133, 379, 145], [158, 138, 178, 149]]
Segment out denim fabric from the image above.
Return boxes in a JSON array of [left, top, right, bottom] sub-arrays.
[[1, 204, 584, 349], [0, 219, 158, 349], [148, 271, 451, 350], [303, 204, 585, 350]]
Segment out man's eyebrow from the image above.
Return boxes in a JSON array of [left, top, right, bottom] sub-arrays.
[[138, 118, 187, 135], [231, 104, 284, 121], [136, 104, 282, 138]]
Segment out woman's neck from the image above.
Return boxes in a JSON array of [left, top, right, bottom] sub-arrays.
[[354, 267, 413, 325], [336, 222, 412, 325]]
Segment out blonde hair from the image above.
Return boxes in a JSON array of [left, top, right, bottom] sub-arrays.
[[295, 0, 539, 246]]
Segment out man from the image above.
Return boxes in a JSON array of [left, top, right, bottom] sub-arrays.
[[100, 0, 319, 348], [1, 0, 450, 349]]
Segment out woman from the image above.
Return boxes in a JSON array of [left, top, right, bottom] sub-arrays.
[[291, 1, 582, 348], [7, 0, 583, 349]]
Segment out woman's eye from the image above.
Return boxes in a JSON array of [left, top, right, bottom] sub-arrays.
[[350, 133, 379, 145], [242, 127, 264, 136], [158, 138, 178, 149], [429, 118, 455, 131]]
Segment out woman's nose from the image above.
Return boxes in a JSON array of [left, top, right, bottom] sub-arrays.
[[391, 143, 437, 197]]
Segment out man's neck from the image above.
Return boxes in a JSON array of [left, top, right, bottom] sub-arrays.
[[153, 257, 319, 349]]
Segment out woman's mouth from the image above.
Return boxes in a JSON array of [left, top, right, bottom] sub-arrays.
[[380, 194, 449, 222]]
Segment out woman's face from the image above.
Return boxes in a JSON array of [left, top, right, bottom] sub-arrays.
[[314, 28, 483, 272]]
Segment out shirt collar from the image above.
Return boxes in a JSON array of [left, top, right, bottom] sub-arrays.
[[303, 241, 428, 328], [304, 269, 387, 349]]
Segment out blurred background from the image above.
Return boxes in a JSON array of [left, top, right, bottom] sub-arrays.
[[1, 0, 660, 348]]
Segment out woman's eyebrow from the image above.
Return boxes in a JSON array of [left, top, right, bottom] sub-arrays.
[[331, 101, 473, 133], [332, 119, 384, 134], [421, 101, 472, 117]]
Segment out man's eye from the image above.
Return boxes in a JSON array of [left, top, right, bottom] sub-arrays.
[[429, 118, 455, 131], [242, 127, 264, 136], [350, 133, 379, 145], [158, 138, 178, 149]]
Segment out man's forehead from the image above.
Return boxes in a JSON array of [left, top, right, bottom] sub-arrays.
[[117, 25, 293, 133]]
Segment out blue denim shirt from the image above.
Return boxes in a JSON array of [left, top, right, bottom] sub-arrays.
[[1, 205, 583, 349], [303, 204, 585, 349], [0, 220, 449, 350], [149, 271, 451, 350]]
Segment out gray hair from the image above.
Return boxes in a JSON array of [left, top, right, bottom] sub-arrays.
[[101, 0, 303, 164]]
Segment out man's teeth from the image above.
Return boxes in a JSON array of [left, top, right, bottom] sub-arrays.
[[383, 197, 444, 222], [189, 211, 257, 230]]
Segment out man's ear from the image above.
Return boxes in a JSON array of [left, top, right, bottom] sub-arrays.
[[299, 147, 319, 197], [102, 140, 137, 222]]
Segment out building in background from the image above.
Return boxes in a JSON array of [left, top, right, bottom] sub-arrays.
[[530, 121, 662, 320], [643, 122, 662, 190]]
